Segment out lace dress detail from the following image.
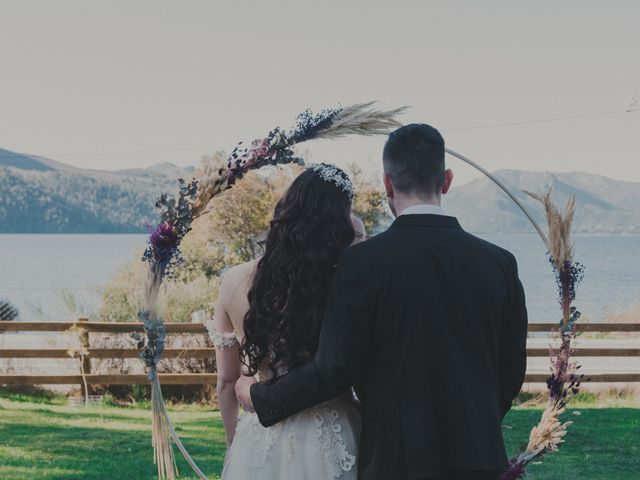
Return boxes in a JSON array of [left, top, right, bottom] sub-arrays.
[[314, 405, 357, 476], [248, 414, 278, 469], [222, 392, 361, 479]]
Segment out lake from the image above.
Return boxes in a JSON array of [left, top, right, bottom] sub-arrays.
[[0, 233, 638, 323]]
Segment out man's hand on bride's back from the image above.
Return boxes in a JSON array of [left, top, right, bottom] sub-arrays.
[[235, 375, 257, 413]]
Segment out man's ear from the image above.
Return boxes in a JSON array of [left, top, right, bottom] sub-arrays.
[[383, 172, 394, 199], [441, 169, 454, 195]]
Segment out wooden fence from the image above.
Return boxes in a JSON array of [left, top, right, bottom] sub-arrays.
[[525, 322, 640, 383], [1, 320, 640, 389], [0, 318, 216, 392]]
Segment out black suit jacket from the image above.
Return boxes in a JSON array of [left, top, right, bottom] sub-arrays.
[[250, 214, 528, 480]]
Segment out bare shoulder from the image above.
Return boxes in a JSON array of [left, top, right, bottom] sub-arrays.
[[219, 259, 259, 332], [221, 258, 260, 291]]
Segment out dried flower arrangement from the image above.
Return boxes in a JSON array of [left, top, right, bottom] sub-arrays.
[[446, 148, 585, 479], [499, 190, 584, 479], [137, 102, 407, 480]]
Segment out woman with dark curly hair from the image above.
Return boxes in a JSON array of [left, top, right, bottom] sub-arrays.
[[208, 163, 362, 479]]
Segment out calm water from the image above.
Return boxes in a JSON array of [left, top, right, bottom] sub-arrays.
[[481, 234, 640, 323], [0, 234, 638, 323], [0, 234, 148, 322]]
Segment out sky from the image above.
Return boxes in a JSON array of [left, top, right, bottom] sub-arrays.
[[1, 0, 639, 186]]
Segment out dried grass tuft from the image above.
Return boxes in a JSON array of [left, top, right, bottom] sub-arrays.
[[191, 152, 230, 219], [524, 188, 576, 269], [314, 102, 408, 140], [525, 400, 572, 456]]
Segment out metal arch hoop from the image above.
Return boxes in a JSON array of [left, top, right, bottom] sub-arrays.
[[445, 147, 550, 251]]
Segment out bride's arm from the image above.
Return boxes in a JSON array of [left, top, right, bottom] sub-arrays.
[[211, 275, 242, 446]]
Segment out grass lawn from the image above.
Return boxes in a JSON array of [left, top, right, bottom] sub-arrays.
[[0, 394, 639, 480]]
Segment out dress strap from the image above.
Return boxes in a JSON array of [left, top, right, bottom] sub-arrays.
[[205, 321, 239, 349]]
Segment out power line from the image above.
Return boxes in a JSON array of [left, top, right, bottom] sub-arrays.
[[1, 104, 638, 162], [444, 108, 637, 132]]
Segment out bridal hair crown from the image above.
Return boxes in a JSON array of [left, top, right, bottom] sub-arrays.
[[311, 163, 355, 200]]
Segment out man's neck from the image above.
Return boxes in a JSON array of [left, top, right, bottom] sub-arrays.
[[393, 196, 441, 217]]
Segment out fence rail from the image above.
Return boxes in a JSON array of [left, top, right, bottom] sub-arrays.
[[0, 373, 217, 385], [4, 321, 638, 333], [0, 318, 215, 392], [1, 320, 639, 386], [528, 323, 640, 332], [0, 321, 207, 334], [0, 348, 215, 359]]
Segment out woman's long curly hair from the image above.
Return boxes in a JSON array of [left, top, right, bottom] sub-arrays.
[[240, 165, 355, 380]]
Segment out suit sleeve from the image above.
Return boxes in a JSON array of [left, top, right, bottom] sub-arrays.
[[250, 248, 375, 427], [499, 253, 528, 418]]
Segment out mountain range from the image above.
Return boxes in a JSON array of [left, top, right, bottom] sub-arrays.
[[0, 148, 194, 233], [1, 147, 638, 234], [445, 169, 640, 234]]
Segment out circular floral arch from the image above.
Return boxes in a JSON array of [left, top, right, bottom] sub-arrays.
[[139, 104, 583, 480]]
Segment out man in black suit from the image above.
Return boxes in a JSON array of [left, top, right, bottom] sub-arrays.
[[236, 124, 528, 480]]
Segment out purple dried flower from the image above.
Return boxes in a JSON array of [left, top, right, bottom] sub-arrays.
[[548, 255, 584, 330], [142, 179, 196, 278], [248, 138, 271, 163], [227, 128, 300, 180], [150, 221, 179, 250]]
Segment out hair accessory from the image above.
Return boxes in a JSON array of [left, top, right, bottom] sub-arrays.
[[311, 163, 355, 200]]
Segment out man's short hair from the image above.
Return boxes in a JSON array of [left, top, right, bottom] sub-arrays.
[[382, 123, 445, 197]]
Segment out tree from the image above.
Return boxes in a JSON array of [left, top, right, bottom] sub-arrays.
[[100, 161, 390, 323], [347, 163, 391, 235], [179, 165, 298, 278]]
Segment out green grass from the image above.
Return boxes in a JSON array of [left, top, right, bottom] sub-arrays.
[[0, 396, 638, 480], [502, 408, 639, 479], [0, 398, 226, 480]]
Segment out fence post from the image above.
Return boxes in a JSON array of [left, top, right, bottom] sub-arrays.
[[78, 317, 92, 396]]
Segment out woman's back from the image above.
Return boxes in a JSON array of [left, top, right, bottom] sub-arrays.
[[211, 259, 256, 343], [210, 259, 282, 381], [209, 164, 362, 479]]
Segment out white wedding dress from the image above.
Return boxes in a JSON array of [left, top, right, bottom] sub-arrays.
[[211, 333, 361, 479], [208, 260, 361, 479], [222, 387, 361, 479]]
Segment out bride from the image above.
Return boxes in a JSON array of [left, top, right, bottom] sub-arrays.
[[208, 163, 362, 479]]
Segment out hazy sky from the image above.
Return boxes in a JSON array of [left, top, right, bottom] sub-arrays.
[[2, 1, 639, 185]]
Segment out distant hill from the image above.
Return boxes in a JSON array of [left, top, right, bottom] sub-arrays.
[[0, 148, 195, 233], [444, 170, 640, 234], [0, 148, 56, 171], [1, 148, 639, 234]]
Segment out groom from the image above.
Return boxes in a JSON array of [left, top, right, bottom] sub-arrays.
[[237, 124, 528, 480]]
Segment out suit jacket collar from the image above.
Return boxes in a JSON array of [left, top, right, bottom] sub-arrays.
[[390, 213, 463, 230]]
